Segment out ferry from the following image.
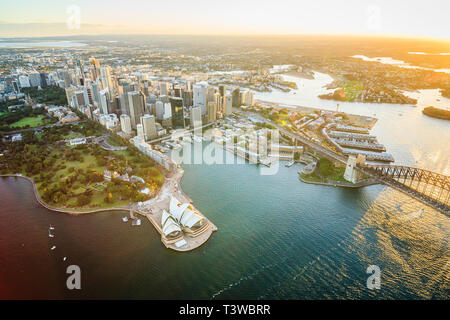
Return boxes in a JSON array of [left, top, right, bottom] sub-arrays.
[[285, 160, 295, 167]]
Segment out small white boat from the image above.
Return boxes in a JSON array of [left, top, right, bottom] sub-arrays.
[[132, 219, 142, 226], [50, 246, 56, 250], [122, 217, 128, 222], [285, 160, 295, 167], [49, 225, 55, 230], [48, 231, 54, 238], [63, 257, 67, 261]]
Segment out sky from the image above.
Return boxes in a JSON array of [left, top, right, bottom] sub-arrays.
[[0, 0, 449, 39]]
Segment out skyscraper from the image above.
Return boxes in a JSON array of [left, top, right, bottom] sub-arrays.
[[155, 100, 165, 120], [170, 97, 185, 128], [128, 91, 146, 128], [245, 90, 255, 106], [190, 106, 202, 129], [136, 124, 145, 141], [120, 114, 132, 134], [91, 80, 101, 105], [90, 57, 100, 80], [75, 90, 86, 108], [224, 92, 232, 116], [140, 114, 157, 141], [18, 75, 30, 88], [99, 89, 110, 115], [28, 72, 41, 87], [182, 90, 193, 107], [232, 87, 241, 108], [40, 73, 48, 87], [193, 83, 207, 115], [219, 85, 226, 97], [207, 101, 217, 123], [160, 82, 169, 96], [100, 66, 114, 96]]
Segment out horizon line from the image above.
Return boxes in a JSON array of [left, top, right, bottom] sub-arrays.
[[1, 32, 450, 43]]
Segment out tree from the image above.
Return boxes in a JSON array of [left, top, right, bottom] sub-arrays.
[[77, 194, 92, 207]]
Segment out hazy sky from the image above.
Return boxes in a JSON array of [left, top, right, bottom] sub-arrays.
[[1, 0, 449, 39]]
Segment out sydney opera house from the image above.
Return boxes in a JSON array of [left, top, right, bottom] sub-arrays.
[[161, 197, 210, 246]]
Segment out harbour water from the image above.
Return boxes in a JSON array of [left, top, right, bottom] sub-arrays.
[[0, 72, 449, 299]]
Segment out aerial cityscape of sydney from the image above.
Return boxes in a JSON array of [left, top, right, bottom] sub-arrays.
[[0, 0, 448, 306]]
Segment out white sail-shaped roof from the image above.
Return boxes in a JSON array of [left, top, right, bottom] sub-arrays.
[[169, 197, 181, 213], [180, 208, 195, 226], [183, 213, 203, 228], [169, 196, 189, 221], [161, 209, 182, 236], [162, 221, 181, 236], [162, 209, 171, 226], [162, 210, 181, 236]]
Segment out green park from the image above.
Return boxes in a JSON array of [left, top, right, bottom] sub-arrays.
[[0, 121, 164, 211]]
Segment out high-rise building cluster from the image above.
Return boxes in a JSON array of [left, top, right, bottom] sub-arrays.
[[1, 56, 255, 143]]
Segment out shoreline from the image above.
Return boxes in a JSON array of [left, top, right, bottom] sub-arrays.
[[0, 174, 130, 215], [0, 171, 218, 252]]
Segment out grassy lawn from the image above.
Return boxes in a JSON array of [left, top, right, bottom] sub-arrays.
[[107, 135, 126, 147], [10, 115, 47, 128], [63, 131, 85, 140], [301, 158, 350, 184], [300, 172, 322, 182]]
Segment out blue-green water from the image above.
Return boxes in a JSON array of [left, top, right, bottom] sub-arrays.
[[1, 151, 448, 299]]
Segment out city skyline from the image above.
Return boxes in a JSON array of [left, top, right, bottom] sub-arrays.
[[1, 0, 450, 40]]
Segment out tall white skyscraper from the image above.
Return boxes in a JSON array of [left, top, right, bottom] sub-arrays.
[[99, 89, 110, 115], [140, 114, 157, 141], [18, 75, 30, 88], [190, 106, 202, 128], [207, 101, 217, 123], [136, 124, 145, 141], [155, 100, 165, 120], [163, 103, 172, 119], [100, 66, 114, 95], [224, 92, 232, 116], [159, 82, 169, 96], [245, 90, 255, 106], [120, 114, 132, 134], [193, 83, 207, 115]]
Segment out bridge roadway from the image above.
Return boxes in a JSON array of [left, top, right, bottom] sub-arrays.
[[241, 110, 449, 215]]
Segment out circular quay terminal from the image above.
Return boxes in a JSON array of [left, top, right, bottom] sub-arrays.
[[0, 0, 448, 317]]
